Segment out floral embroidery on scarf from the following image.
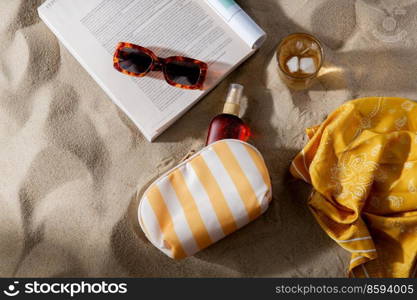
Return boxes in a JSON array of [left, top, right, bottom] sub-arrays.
[[401, 101, 415, 112], [371, 145, 383, 157], [387, 196, 404, 209], [331, 154, 378, 201], [353, 98, 383, 140], [395, 116, 408, 130], [408, 179, 417, 193]]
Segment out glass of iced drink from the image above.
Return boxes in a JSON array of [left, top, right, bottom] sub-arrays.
[[276, 33, 324, 90]]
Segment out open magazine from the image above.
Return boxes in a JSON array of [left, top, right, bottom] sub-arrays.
[[38, 0, 266, 141]]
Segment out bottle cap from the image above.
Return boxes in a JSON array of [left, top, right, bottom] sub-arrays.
[[223, 84, 244, 116]]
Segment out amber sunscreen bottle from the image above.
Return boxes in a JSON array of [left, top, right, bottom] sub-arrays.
[[206, 84, 250, 145]]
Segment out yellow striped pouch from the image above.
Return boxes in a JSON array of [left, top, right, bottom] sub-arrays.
[[138, 139, 272, 259]]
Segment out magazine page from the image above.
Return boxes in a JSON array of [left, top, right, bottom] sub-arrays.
[[38, 0, 252, 141], [205, 0, 266, 49]]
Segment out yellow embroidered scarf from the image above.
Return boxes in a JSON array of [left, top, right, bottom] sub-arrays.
[[291, 97, 417, 278]]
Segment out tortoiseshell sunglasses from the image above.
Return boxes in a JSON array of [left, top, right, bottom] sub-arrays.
[[113, 42, 208, 90]]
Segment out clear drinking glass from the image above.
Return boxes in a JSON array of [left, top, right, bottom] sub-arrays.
[[276, 33, 324, 90]]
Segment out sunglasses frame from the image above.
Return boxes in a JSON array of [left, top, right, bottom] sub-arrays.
[[113, 42, 208, 90]]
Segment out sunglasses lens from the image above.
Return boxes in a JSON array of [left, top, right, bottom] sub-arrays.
[[117, 47, 152, 75], [165, 61, 202, 87]]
